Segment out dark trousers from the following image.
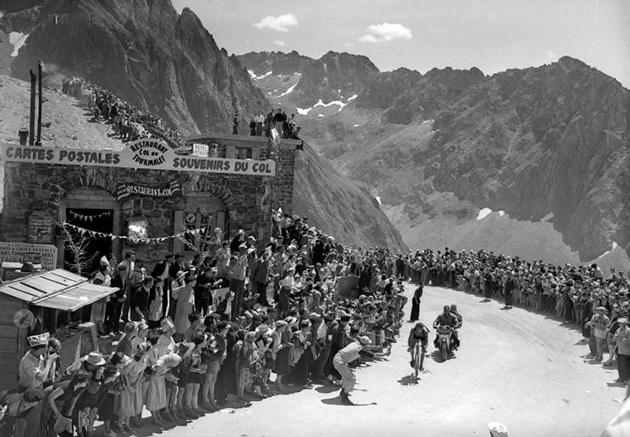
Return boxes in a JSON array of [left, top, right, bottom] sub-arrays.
[[256, 281, 268, 306], [618, 353, 630, 381], [410, 299, 420, 321], [504, 290, 514, 306], [194, 289, 210, 316], [230, 278, 245, 319], [105, 300, 123, 333]]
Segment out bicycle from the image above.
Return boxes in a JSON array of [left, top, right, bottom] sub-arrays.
[[411, 340, 426, 381]]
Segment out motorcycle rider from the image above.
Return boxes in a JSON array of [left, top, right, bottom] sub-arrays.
[[407, 321, 430, 369], [450, 304, 462, 327], [450, 304, 462, 350], [433, 305, 460, 350]]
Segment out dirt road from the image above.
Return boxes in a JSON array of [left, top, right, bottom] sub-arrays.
[[147, 284, 622, 437]]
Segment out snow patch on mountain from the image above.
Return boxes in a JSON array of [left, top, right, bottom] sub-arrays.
[[10, 32, 29, 57], [248, 70, 272, 80], [477, 208, 492, 220], [297, 95, 358, 115], [541, 212, 555, 222], [597, 242, 619, 259], [476, 208, 506, 220], [278, 83, 297, 97]]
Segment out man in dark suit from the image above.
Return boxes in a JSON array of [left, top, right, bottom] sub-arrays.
[[167, 253, 185, 319], [151, 253, 174, 317]]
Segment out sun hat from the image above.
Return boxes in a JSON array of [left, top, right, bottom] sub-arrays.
[[358, 336, 372, 345], [256, 324, 270, 334], [85, 351, 106, 366]]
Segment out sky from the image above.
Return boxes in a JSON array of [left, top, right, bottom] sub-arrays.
[[172, 0, 630, 89]]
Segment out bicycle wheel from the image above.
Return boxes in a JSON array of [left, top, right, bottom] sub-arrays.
[[414, 344, 420, 379], [419, 346, 425, 371]]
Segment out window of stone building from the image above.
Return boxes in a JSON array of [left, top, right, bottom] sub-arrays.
[[236, 147, 252, 160]]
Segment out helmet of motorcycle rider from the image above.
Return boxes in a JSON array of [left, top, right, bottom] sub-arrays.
[[443, 305, 450, 313]]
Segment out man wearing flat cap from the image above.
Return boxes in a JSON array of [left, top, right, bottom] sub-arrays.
[[332, 336, 372, 405]]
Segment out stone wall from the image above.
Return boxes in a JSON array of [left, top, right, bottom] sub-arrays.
[[1, 149, 297, 266]]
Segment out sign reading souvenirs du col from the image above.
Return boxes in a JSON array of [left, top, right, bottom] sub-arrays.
[[0, 139, 276, 176]]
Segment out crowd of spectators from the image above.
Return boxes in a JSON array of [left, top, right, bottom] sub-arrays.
[[0, 214, 409, 437], [397, 248, 630, 383], [62, 77, 183, 149], [62, 78, 303, 151], [245, 109, 301, 140]]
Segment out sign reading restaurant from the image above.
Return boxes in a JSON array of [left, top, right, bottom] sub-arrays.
[[0, 139, 276, 176]]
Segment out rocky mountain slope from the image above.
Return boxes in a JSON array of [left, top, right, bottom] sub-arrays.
[[0, 0, 406, 251], [238, 52, 630, 267]]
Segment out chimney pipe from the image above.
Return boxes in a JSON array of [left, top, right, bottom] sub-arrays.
[[37, 61, 43, 146], [29, 69, 36, 146]]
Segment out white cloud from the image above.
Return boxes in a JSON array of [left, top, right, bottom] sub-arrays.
[[274, 40, 287, 47], [253, 14, 298, 32], [358, 22, 412, 43]]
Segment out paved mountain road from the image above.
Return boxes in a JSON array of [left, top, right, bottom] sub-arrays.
[[150, 284, 622, 437]]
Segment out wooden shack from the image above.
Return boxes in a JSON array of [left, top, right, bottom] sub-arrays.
[[0, 269, 118, 390]]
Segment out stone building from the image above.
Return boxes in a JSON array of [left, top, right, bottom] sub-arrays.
[[0, 134, 302, 271]]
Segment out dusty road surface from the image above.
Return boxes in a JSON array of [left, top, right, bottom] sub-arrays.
[[136, 284, 623, 437]]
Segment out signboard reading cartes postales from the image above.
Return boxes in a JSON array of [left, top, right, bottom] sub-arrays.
[[0, 139, 276, 176]]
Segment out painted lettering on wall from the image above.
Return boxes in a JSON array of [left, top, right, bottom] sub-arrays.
[[0, 140, 276, 176], [116, 181, 182, 201]]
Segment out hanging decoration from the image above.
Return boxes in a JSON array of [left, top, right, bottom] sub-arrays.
[[60, 222, 206, 245], [68, 210, 112, 222]]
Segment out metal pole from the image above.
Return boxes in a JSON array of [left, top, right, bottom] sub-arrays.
[[29, 69, 36, 146], [37, 61, 43, 145]]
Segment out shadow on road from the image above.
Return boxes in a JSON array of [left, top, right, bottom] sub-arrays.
[[398, 374, 418, 385], [321, 396, 377, 407], [315, 385, 341, 394]]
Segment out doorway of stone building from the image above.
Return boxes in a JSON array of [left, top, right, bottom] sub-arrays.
[[64, 207, 114, 276]]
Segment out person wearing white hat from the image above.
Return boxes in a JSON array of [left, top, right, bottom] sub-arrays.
[[19, 333, 57, 390], [332, 336, 372, 405]]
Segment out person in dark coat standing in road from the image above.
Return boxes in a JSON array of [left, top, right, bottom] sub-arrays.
[[409, 284, 423, 322], [504, 271, 517, 309]]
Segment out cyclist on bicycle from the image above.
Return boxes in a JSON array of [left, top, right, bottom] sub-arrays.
[[407, 321, 430, 369]]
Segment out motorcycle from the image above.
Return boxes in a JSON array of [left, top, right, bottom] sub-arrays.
[[436, 325, 455, 361]]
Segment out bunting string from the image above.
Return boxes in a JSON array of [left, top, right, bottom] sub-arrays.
[[60, 221, 207, 245], [68, 210, 112, 222]]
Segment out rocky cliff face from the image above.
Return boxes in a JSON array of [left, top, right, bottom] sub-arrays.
[[0, 0, 406, 251], [237, 50, 313, 77], [239, 50, 630, 262], [6, 0, 268, 134], [418, 57, 630, 259]]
